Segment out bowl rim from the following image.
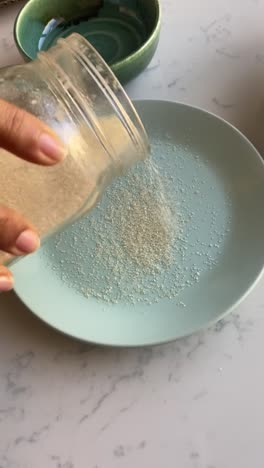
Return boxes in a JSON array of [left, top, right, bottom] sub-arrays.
[[13, 0, 161, 68]]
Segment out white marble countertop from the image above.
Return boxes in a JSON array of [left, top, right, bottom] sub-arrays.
[[1, 1, 264, 467]]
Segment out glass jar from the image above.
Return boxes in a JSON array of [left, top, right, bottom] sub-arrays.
[[0, 33, 149, 265]]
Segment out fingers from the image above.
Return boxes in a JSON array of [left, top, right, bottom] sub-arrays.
[[0, 204, 39, 257], [0, 99, 66, 166], [0, 265, 13, 292]]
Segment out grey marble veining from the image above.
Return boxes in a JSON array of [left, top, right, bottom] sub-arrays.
[[1, 1, 264, 467]]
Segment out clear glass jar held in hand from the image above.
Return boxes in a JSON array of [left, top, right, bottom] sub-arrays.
[[0, 33, 149, 289]]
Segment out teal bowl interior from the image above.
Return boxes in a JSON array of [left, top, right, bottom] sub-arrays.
[[14, 0, 161, 83]]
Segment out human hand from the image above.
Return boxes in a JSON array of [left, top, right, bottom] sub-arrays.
[[0, 99, 66, 292]]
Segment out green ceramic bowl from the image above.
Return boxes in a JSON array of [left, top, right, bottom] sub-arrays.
[[12, 101, 264, 347], [14, 0, 161, 84]]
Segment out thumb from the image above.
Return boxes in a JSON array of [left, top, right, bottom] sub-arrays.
[[0, 265, 14, 292], [0, 99, 66, 165], [0, 204, 39, 257], [0, 205, 40, 292]]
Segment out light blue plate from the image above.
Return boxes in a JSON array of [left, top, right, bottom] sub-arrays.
[[12, 101, 264, 347]]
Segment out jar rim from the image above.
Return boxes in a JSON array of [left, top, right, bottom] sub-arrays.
[[38, 33, 149, 163]]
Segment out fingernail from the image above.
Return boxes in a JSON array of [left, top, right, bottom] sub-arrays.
[[0, 276, 13, 292], [38, 133, 66, 161], [15, 229, 40, 253]]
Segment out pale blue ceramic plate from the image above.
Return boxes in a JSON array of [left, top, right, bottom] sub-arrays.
[[12, 101, 264, 346]]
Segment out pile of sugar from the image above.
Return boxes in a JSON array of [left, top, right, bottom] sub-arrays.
[[44, 159, 179, 304], [42, 136, 231, 305]]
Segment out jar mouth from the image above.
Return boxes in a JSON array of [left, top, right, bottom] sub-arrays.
[[38, 33, 149, 166]]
